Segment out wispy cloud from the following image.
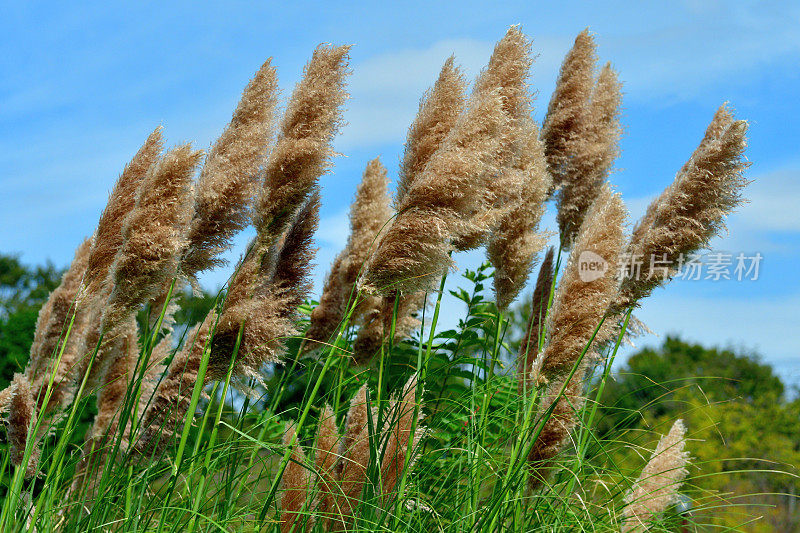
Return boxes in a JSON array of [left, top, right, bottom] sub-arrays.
[[603, 2, 800, 102]]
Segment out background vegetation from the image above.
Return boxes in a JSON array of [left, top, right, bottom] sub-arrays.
[[2, 253, 797, 531]]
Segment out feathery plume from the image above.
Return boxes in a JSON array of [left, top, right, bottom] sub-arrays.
[[487, 115, 551, 309], [337, 385, 372, 519], [516, 247, 555, 394], [103, 143, 202, 331], [395, 57, 467, 205], [84, 128, 164, 293], [365, 88, 509, 293], [81, 144, 200, 396], [533, 184, 626, 385], [541, 29, 597, 196], [314, 405, 341, 526], [380, 376, 425, 503], [454, 26, 534, 251], [613, 109, 749, 314], [526, 186, 625, 488], [622, 420, 690, 532], [212, 192, 319, 380], [555, 62, 622, 245], [7, 374, 40, 478], [24, 237, 92, 417], [137, 190, 319, 454], [182, 60, 279, 281], [255, 44, 350, 247], [280, 423, 312, 533], [527, 361, 588, 487], [307, 158, 392, 348]]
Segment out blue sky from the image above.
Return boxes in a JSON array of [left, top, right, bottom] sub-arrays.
[[2, 2, 798, 382]]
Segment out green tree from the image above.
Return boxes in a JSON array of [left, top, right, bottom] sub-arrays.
[[600, 336, 800, 531], [0, 254, 63, 390]]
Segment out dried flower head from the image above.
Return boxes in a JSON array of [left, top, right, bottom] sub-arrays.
[[255, 44, 350, 245], [280, 423, 312, 533], [215, 192, 319, 380], [337, 384, 372, 519], [487, 115, 551, 309], [84, 128, 164, 293], [103, 143, 202, 331], [541, 29, 597, 196], [352, 290, 425, 363], [527, 361, 588, 487], [314, 405, 341, 525], [454, 25, 535, 250], [555, 62, 622, 245], [182, 59, 279, 281], [307, 158, 392, 348], [516, 247, 555, 394], [622, 420, 690, 532], [24, 237, 92, 417], [91, 316, 139, 440], [135, 318, 213, 456], [534, 184, 626, 384], [7, 374, 40, 478], [365, 88, 509, 293], [395, 57, 467, 206], [613, 108, 749, 313]]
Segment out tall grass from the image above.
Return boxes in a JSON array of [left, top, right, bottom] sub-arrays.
[[0, 25, 756, 532]]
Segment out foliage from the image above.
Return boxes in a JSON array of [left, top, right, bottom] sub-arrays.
[[0, 254, 62, 390], [595, 336, 800, 531]]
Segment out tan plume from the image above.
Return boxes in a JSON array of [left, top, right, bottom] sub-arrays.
[[24, 237, 92, 419], [365, 87, 509, 293], [7, 374, 40, 478], [555, 61, 623, 245], [395, 56, 467, 205], [182, 59, 279, 281], [516, 247, 555, 394], [541, 29, 597, 197], [533, 184, 626, 385], [280, 423, 312, 533], [84, 127, 164, 293], [613, 107, 748, 314], [622, 420, 690, 532], [487, 115, 550, 309], [379, 376, 425, 502], [255, 44, 350, 247], [307, 158, 392, 349]]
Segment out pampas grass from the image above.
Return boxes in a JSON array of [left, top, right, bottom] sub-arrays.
[[255, 44, 350, 246], [182, 59, 279, 282], [0, 26, 758, 533], [613, 106, 749, 314], [7, 374, 39, 479], [307, 158, 392, 350], [622, 420, 690, 532]]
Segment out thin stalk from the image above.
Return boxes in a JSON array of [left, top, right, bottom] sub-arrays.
[[187, 324, 243, 533], [391, 268, 447, 526], [257, 297, 361, 523]]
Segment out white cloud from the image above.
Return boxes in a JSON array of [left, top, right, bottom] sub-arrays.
[[736, 168, 800, 233], [603, 2, 800, 102], [337, 36, 567, 151]]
